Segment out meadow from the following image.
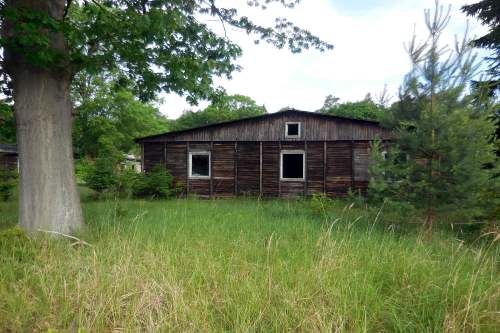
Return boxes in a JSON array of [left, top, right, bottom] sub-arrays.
[[0, 198, 499, 332]]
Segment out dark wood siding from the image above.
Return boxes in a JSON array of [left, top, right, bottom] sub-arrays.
[[165, 143, 187, 193], [326, 142, 352, 197], [236, 142, 260, 196], [141, 112, 391, 143], [212, 143, 235, 198], [306, 142, 324, 196], [262, 142, 279, 197], [140, 111, 387, 199], [143, 142, 165, 172], [189, 179, 210, 197], [280, 181, 304, 199], [149, 140, 374, 199], [353, 141, 370, 195]]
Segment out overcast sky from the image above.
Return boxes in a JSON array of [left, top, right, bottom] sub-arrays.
[[158, 0, 489, 119]]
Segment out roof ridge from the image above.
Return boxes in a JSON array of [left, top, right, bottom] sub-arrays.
[[135, 109, 380, 142]]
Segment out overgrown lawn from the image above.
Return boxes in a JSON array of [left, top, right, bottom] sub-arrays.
[[0, 199, 498, 332]]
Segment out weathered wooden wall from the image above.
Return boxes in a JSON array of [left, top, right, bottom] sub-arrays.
[[141, 112, 390, 142], [237, 142, 260, 196], [143, 142, 164, 172], [143, 140, 372, 198], [212, 143, 235, 198]]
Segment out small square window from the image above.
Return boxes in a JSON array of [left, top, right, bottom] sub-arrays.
[[189, 151, 210, 178], [285, 122, 301, 138], [280, 150, 305, 181]]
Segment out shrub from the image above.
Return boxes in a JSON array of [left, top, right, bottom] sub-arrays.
[[115, 168, 138, 198], [132, 165, 178, 199], [74, 159, 92, 184], [310, 193, 333, 222], [0, 167, 17, 201], [83, 157, 118, 193], [346, 187, 366, 208]]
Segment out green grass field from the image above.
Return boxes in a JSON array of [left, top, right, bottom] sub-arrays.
[[0, 198, 499, 332]]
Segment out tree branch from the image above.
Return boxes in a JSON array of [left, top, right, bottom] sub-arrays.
[[63, 0, 73, 19]]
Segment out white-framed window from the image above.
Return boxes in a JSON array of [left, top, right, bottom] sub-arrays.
[[280, 150, 305, 181], [188, 151, 211, 179], [285, 122, 301, 139]]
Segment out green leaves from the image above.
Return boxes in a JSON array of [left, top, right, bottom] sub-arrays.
[[0, 102, 15, 144], [172, 94, 267, 130], [319, 99, 386, 122], [0, 7, 66, 69], [71, 71, 171, 158], [1, 1, 332, 103], [369, 1, 499, 223]]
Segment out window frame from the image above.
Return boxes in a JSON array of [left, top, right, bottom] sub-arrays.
[[280, 149, 306, 181], [285, 122, 301, 139], [188, 150, 211, 179]]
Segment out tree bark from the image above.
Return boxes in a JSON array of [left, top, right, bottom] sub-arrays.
[[3, 0, 84, 234], [14, 68, 83, 234]]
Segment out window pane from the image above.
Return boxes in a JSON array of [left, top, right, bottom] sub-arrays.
[[282, 153, 303, 179], [192, 154, 209, 176], [287, 123, 299, 136]]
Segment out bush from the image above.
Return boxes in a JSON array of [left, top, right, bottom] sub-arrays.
[[115, 168, 138, 198], [309, 193, 334, 222], [75, 159, 92, 184], [0, 167, 17, 201], [132, 165, 179, 199], [82, 157, 118, 193], [82, 156, 179, 199]]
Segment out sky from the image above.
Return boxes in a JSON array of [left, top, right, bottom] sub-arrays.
[[158, 0, 489, 119]]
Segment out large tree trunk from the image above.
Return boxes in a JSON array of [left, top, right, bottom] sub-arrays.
[[14, 68, 83, 234], [3, 0, 84, 234]]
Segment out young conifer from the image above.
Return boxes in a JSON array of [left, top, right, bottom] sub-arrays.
[[370, 1, 498, 230]]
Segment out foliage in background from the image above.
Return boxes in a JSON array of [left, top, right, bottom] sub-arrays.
[[369, 3, 499, 229], [318, 95, 386, 121], [0, 167, 17, 201], [72, 71, 171, 159], [462, 0, 500, 85], [462, 0, 500, 148], [172, 94, 267, 131], [82, 156, 118, 194], [0, 102, 15, 144]]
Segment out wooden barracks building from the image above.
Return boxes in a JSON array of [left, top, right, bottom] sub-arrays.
[[136, 109, 391, 198]]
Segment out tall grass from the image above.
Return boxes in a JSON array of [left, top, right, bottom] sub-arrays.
[[0, 199, 498, 332]]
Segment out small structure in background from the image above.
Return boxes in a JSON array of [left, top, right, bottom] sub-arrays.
[[122, 154, 142, 173], [0, 144, 18, 171], [136, 109, 391, 198]]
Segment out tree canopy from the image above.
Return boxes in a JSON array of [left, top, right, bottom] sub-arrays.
[[1, 0, 333, 103], [462, 0, 500, 82], [172, 94, 266, 131], [72, 71, 171, 159], [318, 95, 386, 122]]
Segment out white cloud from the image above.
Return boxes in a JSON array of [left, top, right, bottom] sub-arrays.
[[159, 0, 489, 119]]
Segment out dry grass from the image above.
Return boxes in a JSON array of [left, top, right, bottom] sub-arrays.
[[0, 198, 499, 332]]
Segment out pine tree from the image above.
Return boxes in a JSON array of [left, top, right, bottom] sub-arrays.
[[370, 2, 498, 230]]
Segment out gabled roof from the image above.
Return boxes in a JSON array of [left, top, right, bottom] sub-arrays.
[[0, 143, 17, 154], [135, 108, 381, 143]]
